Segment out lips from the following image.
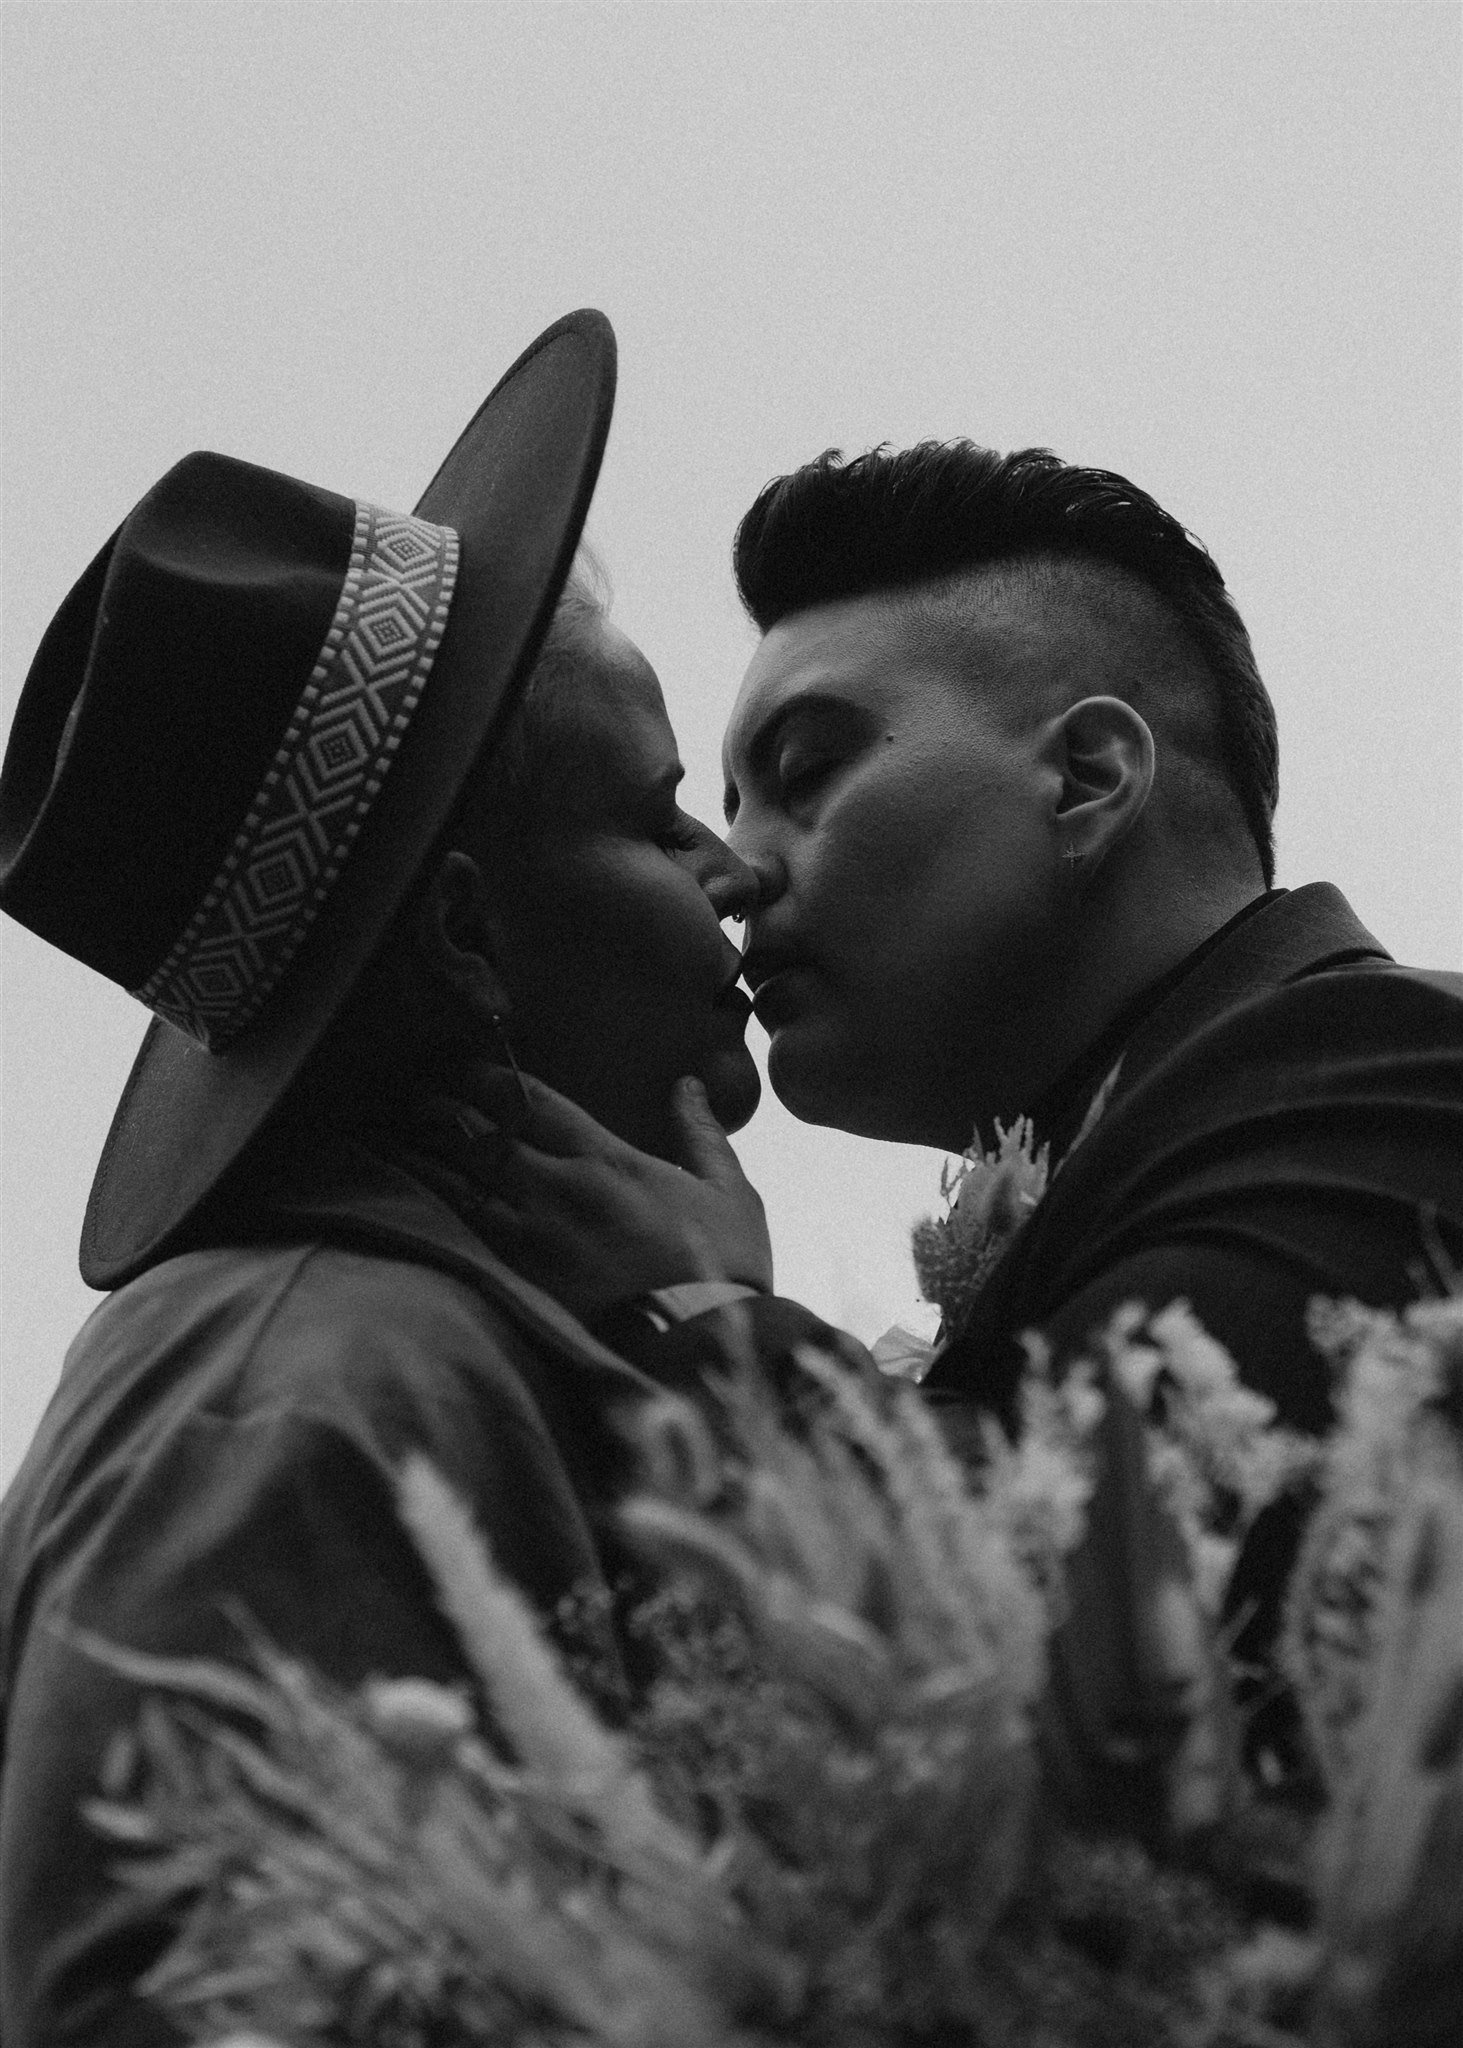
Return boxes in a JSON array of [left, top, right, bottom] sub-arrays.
[[738, 942, 799, 998], [740, 945, 811, 1028], [713, 982, 754, 1026], [753, 974, 810, 1029]]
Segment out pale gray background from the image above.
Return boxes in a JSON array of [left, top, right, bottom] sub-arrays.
[[3, 0, 1460, 1487]]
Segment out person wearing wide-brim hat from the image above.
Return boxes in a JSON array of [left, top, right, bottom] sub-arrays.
[[0, 309, 810, 2044]]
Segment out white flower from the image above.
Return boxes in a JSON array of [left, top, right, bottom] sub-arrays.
[[1079, 1300, 1318, 1618], [870, 1301, 944, 1383], [912, 1117, 1050, 1332], [361, 1676, 474, 1763]]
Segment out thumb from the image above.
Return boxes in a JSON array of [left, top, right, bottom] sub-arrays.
[[671, 1075, 743, 1183]]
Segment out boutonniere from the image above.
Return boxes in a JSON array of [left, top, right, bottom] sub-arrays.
[[873, 1060, 1124, 1383], [910, 1116, 1052, 1340]]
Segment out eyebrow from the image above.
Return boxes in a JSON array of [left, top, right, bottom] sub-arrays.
[[722, 691, 853, 822], [592, 757, 683, 822]]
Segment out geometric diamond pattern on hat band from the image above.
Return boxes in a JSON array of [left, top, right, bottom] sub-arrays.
[[133, 502, 461, 1050]]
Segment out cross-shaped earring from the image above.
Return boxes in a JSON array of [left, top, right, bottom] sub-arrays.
[[489, 1011, 534, 1114], [1062, 844, 1085, 868]]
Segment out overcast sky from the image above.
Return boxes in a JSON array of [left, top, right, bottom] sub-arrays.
[[3, 1, 1459, 1486]]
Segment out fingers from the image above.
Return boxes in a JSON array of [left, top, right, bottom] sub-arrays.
[[671, 1076, 745, 1185], [441, 1060, 751, 1192], [449, 1061, 623, 1162]]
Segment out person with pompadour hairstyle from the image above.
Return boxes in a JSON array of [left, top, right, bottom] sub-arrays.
[[477, 437, 1463, 1793]]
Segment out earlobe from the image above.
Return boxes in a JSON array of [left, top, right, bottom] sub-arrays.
[[1050, 695, 1155, 866], [413, 851, 513, 1022]]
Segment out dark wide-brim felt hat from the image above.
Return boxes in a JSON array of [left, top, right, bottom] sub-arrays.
[[0, 309, 616, 1287]]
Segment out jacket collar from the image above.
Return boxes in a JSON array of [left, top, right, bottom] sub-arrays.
[[922, 884, 1391, 1411], [219, 1135, 660, 1406], [1104, 882, 1390, 1108]]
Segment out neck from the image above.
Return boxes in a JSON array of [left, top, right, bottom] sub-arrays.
[[933, 863, 1267, 1154], [1069, 865, 1263, 1039]]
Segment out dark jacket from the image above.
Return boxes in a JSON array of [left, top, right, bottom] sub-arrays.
[[662, 885, 1463, 1803], [924, 883, 1463, 1425], [0, 1141, 664, 2047], [922, 882, 1463, 1774]]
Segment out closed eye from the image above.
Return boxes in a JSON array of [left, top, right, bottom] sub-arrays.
[[655, 809, 704, 854], [773, 739, 849, 812], [745, 696, 869, 818], [778, 752, 837, 799]]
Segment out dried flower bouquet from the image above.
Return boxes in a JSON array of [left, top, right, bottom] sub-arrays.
[[85, 1295, 1463, 2048]]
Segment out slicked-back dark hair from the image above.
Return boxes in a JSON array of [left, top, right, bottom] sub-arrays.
[[734, 443, 1278, 883]]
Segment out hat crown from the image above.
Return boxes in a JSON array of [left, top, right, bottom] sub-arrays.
[[0, 454, 457, 1043], [0, 309, 617, 1287], [1, 455, 355, 984]]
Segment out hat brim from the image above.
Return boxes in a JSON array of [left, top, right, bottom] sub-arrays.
[[81, 310, 616, 1287]]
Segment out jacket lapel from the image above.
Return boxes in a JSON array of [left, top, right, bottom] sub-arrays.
[[247, 1140, 660, 1405], [1109, 883, 1390, 1104], [924, 885, 1391, 1408]]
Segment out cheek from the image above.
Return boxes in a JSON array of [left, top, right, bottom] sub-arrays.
[[803, 765, 979, 929], [551, 855, 725, 1040], [864, 748, 1045, 898], [800, 779, 1052, 1021], [616, 868, 722, 995]]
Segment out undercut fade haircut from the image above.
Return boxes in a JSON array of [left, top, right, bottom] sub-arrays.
[[734, 444, 1279, 884]]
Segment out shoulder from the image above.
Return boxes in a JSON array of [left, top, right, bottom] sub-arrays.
[[21, 1238, 558, 1528], [1095, 960, 1463, 1158], [1208, 957, 1463, 1054], [2, 1238, 611, 1680], [80, 1236, 529, 1390], [1026, 955, 1463, 1267]]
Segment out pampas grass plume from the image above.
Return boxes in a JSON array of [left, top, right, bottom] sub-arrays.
[[396, 1455, 696, 1871]]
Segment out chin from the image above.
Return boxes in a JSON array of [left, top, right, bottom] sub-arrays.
[[704, 1049, 761, 1135], [766, 1028, 902, 1141], [766, 1037, 849, 1130]]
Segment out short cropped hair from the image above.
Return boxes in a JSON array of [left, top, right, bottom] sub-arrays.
[[734, 444, 1279, 884], [481, 541, 613, 834]]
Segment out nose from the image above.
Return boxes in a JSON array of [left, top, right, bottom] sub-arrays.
[[722, 834, 786, 919], [701, 843, 762, 925]]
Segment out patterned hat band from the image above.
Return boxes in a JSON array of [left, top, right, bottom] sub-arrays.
[[134, 503, 460, 1050]]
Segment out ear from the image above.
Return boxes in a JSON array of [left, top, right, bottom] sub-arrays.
[[1044, 695, 1155, 868], [411, 850, 513, 1023]]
